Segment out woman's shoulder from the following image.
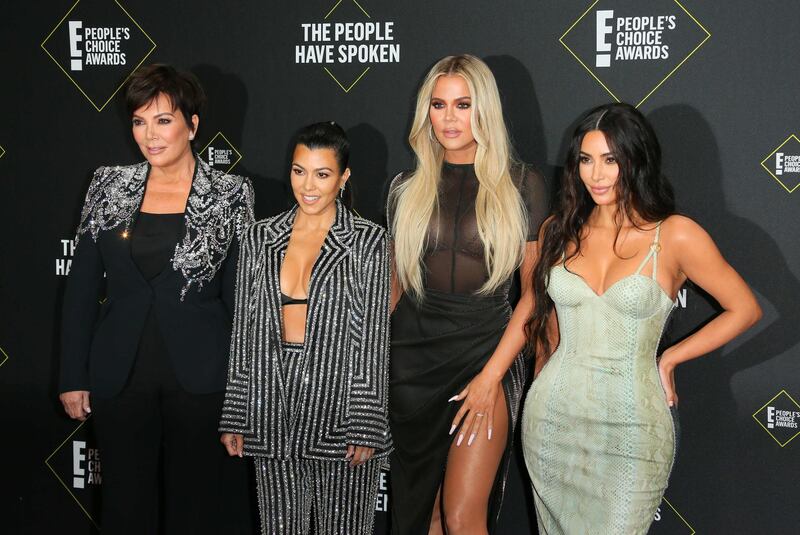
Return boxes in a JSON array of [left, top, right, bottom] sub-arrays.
[[660, 214, 704, 236], [89, 161, 146, 185], [510, 161, 545, 187], [239, 210, 288, 243], [82, 162, 147, 205], [660, 214, 710, 247], [352, 213, 387, 242], [388, 169, 413, 192], [202, 161, 253, 198]]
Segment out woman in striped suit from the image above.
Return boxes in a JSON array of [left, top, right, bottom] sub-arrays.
[[219, 122, 391, 535]]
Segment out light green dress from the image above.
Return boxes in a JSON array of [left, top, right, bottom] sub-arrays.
[[522, 224, 676, 534]]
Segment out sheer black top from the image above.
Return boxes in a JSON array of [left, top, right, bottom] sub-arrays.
[[388, 162, 549, 296]]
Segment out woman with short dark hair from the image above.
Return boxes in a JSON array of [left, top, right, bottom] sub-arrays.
[[521, 103, 761, 533], [220, 122, 391, 535], [59, 63, 254, 533]]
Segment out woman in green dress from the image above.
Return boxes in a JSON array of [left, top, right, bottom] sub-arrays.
[[522, 103, 762, 534]]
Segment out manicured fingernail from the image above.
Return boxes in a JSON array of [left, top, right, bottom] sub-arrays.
[[456, 433, 464, 446], [488, 428, 493, 441], [449, 424, 456, 435], [468, 433, 476, 446], [85, 407, 91, 413], [668, 400, 674, 407], [448, 395, 458, 402]]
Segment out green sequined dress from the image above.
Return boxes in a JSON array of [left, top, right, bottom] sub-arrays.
[[522, 225, 676, 534]]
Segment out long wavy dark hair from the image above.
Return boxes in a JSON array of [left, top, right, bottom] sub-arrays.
[[526, 103, 676, 364]]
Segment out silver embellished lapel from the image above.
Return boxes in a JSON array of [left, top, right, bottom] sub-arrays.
[[76, 156, 255, 299], [172, 157, 254, 298], [76, 162, 148, 243]]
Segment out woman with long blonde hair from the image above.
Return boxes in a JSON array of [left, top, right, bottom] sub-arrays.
[[387, 55, 548, 534]]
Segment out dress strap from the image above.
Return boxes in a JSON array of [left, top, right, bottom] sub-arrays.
[[634, 222, 663, 278]]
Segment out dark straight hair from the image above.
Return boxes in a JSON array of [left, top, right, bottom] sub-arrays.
[[293, 121, 352, 207], [294, 121, 350, 172], [526, 102, 676, 363]]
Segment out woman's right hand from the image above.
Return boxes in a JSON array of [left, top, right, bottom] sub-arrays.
[[221, 433, 244, 457], [59, 391, 91, 421]]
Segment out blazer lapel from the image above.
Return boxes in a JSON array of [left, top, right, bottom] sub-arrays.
[[123, 162, 151, 287], [264, 208, 296, 427], [290, 200, 354, 430], [147, 157, 202, 287], [305, 199, 355, 301]]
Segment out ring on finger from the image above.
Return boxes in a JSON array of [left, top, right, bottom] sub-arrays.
[[476, 412, 485, 417]]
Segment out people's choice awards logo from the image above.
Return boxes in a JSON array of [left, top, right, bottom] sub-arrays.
[[295, 0, 400, 93], [45, 421, 101, 528], [41, 0, 156, 111], [560, 0, 710, 107], [650, 496, 696, 534], [760, 134, 800, 194], [753, 390, 800, 447], [201, 132, 242, 174]]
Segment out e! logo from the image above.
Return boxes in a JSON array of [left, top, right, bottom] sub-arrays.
[[68, 21, 83, 71], [596, 10, 614, 67]]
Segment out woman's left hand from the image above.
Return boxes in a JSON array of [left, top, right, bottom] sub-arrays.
[[449, 370, 502, 446]]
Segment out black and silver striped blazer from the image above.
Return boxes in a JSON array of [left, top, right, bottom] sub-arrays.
[[219, 200, 392, 460]]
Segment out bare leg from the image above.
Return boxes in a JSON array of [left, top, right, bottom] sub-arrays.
[[427, 486, 444, 535], [441, 387, 509, 535]]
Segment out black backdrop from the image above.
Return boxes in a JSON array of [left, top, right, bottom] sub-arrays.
[[1, 1, 799, 533]]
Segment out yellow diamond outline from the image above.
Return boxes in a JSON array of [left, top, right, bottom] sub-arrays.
[[41, 0, 158, 112], [324, 66, 371, 93], [662, 496, 696, 534], [44, 419, 100, 528], [320, 0, 373, 93], [199, 131, 243, 174], [559, 0, 711, 108], [325, 0, 370, 19], [752, 389, 800, 447], [759, 134, 800, 194], [0, 346, 9, 368]]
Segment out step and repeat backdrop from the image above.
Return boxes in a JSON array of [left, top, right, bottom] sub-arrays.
[[1, 0, 798, 533]]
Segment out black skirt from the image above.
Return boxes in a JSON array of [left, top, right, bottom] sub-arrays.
[[388, 289, 528, 534]]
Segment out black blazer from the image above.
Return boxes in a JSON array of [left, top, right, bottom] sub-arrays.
[[59, 157, 254, 398]]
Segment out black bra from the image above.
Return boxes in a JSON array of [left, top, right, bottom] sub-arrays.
[[281, 292, 308, 306]]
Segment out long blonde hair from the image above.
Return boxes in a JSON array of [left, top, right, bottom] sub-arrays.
[[390, 54, 527, 297]]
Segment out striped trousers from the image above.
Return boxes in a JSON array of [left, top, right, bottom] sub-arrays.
[[253, 343, 381, 534], [254, 458, 381, 535]]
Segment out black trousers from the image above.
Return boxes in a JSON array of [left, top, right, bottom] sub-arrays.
[[92, 312, 254, 534]]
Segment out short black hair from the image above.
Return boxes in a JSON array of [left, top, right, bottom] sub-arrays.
[[124, 64, 205, 131], [294, 122, 350, 173]]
